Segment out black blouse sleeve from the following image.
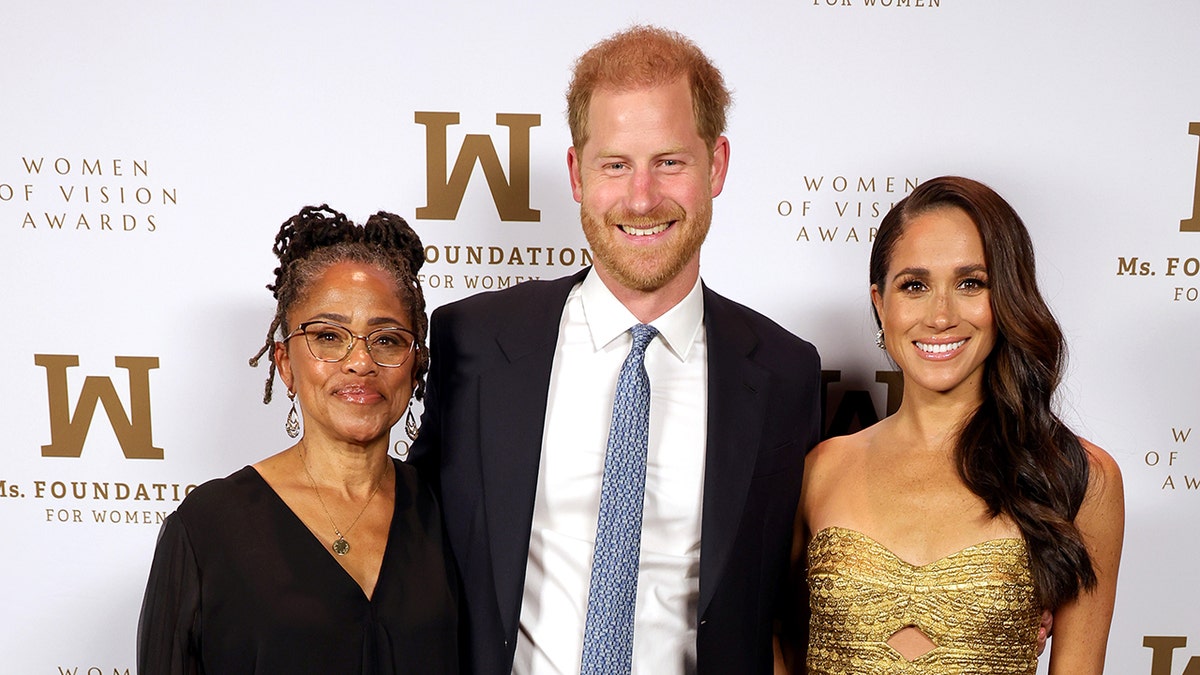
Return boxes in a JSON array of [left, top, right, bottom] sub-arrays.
[[137, 512, 202, 675]]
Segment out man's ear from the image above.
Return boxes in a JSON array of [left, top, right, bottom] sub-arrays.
[[708, 135, 730, 198], [568, 146, 584, 203]]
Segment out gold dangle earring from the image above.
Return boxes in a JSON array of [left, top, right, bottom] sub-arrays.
[[286, 391, 301, 438]]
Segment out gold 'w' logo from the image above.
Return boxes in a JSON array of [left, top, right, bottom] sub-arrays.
[[415, 112, 541, 222], [1184, 122, 1200, 233], [1144, 636, 1200, 675], [36, 355, 163, 459]]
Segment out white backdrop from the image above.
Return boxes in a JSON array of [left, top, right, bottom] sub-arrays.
[[2, 2, 1198, 673]]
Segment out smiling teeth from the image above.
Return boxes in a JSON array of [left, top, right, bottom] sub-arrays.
[[916, 340, 965, 354], [621, 222, 671, 236]]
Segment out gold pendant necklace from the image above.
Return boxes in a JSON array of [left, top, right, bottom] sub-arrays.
[[300, 444, 389, 556]]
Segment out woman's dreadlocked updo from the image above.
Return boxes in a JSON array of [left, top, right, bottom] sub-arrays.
[[248, 204, 429, 404]]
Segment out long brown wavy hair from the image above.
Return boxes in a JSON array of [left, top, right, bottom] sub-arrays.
[[869, 176, 1095, 609]]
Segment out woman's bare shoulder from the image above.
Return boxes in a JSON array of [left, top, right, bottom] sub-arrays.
[[1072, 437, 1125, 579], [1079, 437, 1124, 497], [806, 425, 874, 471], [803, 424, 883, 505]]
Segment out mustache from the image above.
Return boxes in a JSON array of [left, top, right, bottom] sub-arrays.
[[603, 202, 687, 228]]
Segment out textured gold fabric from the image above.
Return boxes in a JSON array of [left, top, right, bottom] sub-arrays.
[[807, 526, 1041, 674]]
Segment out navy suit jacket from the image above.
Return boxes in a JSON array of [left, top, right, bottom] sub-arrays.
[[411, 268, 821, 674]]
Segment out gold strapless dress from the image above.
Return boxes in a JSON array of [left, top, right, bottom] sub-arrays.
[[807, 526, 1041, 674]]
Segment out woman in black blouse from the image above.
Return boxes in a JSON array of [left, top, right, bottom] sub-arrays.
[[138, 205, 457, 674]]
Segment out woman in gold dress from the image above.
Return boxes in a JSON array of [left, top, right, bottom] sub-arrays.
[[795, 176, 1123, 674]]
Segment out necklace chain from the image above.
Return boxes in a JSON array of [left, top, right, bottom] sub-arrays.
[[299, 444, 389, 556]]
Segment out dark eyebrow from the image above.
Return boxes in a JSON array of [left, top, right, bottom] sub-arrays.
[[368, 316, 408, 327], [891, 267, 928, 279], [309, 313, 351, 323], [308, 313, 410, 329], [892, 264, 987, 280]]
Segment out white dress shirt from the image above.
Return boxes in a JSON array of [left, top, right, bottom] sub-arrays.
[[513, 270, 708, 675]]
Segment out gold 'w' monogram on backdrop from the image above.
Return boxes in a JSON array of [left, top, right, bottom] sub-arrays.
[[35, 354, 162, 459], [415, 112, 541, 222], [1184, 122, 1200, 233], [1144, 636, 1200, 675]]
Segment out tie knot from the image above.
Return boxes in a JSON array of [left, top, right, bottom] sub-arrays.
[[628, 324, 657, 354]]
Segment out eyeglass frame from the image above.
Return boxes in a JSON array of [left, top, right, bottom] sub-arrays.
[[282, 320, 419, 368]]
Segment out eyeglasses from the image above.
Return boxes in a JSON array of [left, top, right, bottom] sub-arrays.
[[284, 321, 418, 368]]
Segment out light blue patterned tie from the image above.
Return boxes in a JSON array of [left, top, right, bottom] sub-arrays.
[[580, 323, 658, 675]]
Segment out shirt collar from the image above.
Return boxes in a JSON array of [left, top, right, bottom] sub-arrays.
[[578, 269, 705, 362]]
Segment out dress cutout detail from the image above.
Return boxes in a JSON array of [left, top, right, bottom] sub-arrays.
[[807, 526, 1040, 674]]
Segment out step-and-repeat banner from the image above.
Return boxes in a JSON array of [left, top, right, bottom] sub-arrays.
[[2, 2, 1197, 673]]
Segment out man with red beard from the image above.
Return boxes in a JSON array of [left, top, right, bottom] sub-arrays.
[[411, 25, 821, 675]]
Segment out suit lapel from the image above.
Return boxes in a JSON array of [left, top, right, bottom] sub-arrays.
[[478, 269, 589, 639], [697, 287, 770, 616]]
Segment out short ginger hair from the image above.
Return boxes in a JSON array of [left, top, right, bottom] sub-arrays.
[[566, 25, 732, 152]]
